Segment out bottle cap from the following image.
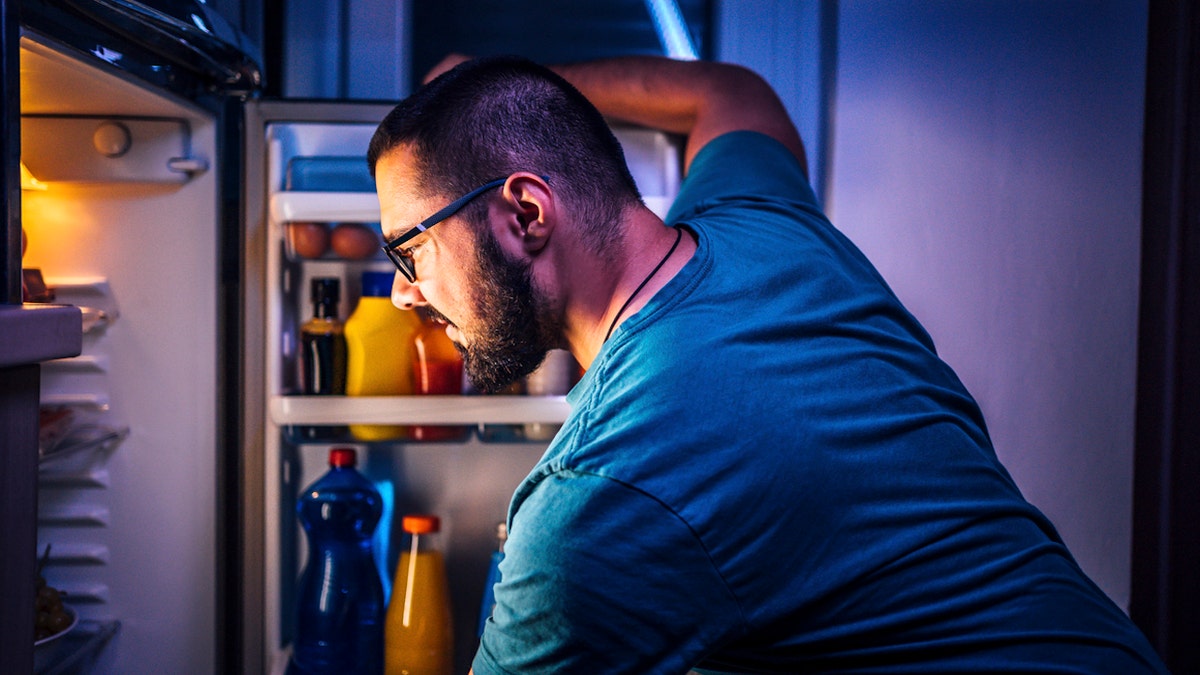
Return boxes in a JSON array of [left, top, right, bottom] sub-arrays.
[[311, 277, 340, 304], [360, 270, 393, 298], [402, 514, 440, 534], [328, 447, 357, 468]]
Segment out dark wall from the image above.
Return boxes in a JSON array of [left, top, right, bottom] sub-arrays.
[[411, 0, 711, 82]]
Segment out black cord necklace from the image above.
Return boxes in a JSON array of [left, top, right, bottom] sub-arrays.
[[604, 226, 684, 342]]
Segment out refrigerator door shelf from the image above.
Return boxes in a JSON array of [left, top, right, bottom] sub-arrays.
[[42, 277, 120, 334], [44, 355, 109, 374], [270, 394, 570, 426], [33, 616, 120, 675], [38, 424, 129, 467], [40, 393, 109, 411], [22, 116, 204, 183], [0, 304, 82, 367], [270, 191, 379, 224]]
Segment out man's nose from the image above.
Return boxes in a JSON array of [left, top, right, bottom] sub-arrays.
[[391, 273, 426, 310]]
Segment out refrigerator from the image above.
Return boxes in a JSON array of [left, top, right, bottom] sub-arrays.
[[7, 2, 683, 673]]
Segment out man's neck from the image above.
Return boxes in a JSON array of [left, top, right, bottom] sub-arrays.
[[561, 208, 695, 369]]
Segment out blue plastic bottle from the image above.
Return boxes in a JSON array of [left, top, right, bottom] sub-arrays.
[[477, 522, 507, 637], [288, 447, 384, 674]]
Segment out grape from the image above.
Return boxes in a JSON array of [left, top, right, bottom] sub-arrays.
[[47, 611, 73, 633]]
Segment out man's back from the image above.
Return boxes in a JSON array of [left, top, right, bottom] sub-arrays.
[[478, 131, 1167, 674]]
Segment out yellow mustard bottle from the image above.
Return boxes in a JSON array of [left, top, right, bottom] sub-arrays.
[[345, 270, 420, 440], [385, 514, 454, 675]]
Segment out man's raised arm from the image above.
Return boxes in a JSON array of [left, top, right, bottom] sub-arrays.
[[426, 54, 806, 174]]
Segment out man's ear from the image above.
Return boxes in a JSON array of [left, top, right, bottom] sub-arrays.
[[498, 173, 554, 254]]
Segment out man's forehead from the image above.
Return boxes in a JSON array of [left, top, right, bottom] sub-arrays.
[[376, 147, 436, 237], [375, 145, 425, 199]]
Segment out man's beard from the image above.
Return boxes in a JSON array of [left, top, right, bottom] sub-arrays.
[[438, 228, 558, 394]]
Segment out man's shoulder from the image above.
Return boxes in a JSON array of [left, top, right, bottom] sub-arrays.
[[671, 131, 817, 223]]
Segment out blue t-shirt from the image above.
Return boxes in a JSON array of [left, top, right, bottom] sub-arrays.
[[472, 131, 1165, 674]]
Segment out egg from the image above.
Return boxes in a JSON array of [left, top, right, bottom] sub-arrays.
[[289, 221, 330, 259], [330, 222, 381, 260]]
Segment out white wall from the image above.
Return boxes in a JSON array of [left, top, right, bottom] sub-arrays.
[[825, 0, 1147, 608], [716, 1, 832, 199]]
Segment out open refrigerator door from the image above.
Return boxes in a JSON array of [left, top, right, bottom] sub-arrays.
[[19, 31, 227, 674]]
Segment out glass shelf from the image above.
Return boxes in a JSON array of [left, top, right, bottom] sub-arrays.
[[39, 425, 129, 466], [270, 192, 670, 225], [269, 395, 571, 426], [35, 619, 119, 675]]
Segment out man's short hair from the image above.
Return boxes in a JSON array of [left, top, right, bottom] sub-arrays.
[[368, 55, 643, 254]]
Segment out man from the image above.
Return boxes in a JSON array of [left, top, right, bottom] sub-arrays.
[[368, 55, 1166, 674]]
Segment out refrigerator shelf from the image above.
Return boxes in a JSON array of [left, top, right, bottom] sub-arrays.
[[269, 191, 671, 223], [270, 191, 380, 223], [39, 425, 130, 467], [270, 394, 571, 425], [35, 618, 119, 675]]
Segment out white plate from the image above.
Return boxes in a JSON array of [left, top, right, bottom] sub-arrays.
[[35, 604, 78, 648]]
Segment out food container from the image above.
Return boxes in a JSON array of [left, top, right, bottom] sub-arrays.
[[33, 604, 78, 672]]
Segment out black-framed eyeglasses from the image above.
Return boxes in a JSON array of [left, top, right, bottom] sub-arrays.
[[381, 177, 509, 283]]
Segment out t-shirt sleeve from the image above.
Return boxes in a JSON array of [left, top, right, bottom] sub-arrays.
[[666, 130, 819, 226], [472, 470, 742, 675]]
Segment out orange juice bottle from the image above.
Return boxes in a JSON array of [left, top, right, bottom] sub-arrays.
[[385, 514, 453, 675], [345, 270, 420, 440]]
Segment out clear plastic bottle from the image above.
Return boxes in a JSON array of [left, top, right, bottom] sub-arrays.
[[385, 514, 453, 675], [345, 270, 420, 441], [411, 308, 468, 442], [289, 447, 384, 675], [297, 277, 347, 441], [477, 522, 507, 637]]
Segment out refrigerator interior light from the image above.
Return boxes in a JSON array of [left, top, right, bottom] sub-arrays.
[[21, 160, 48, 190], [644, 0, 699, 60]]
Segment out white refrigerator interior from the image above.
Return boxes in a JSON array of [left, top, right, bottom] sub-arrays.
[[252, 113, 681, 673], [21, 35, 219, 674]]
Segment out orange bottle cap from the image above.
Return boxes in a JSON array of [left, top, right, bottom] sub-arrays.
[[402, 514, 440, 534]]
